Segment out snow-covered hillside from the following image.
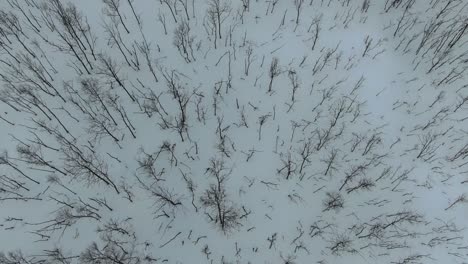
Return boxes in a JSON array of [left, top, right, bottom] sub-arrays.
[[1, 0, 468, 263]]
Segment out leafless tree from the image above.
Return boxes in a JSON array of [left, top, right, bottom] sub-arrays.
[[16, 144, 67, 176], [297, 137, 314, 175], [80, 219, 152, 264], [362, 132, 381, 156], [339, 163, 367, 191], [0, 251, 35, 264], [97, 54, 135, 102], [161, 69, 193, 141], [277, 151, 297, 180], [193, 91, 207, 124], [346, 178, 375, 193], [268, 57, 280, 93], [137, 35, 159, 83], [158, 11, 168, 35], [445, 194, 466, 211], [136, 165, 182, 217], [416, 132, 439, 160], [205, 6, 219, 49], [181, 169, 198, 212], [31, 200, 101, 239], [258, 113, 271, 141], [1, 85, 69, 133], [293, 0, 304, 26], [267, 232, 277, 249], [86, 111, 121, 143], [308, 14, 322, 50], [161, 0, 178, 23], [449, 142, 468, 162], [244, 44, 255, 76], [39, 0, 96, 73], [215, 116, 234, 158], [47, 174, 76, 195], [0, 151, 39, 185], [126, 0, 142, 28], [136, 147, 165, 182], [178, 0, 191, 21], [322, 192, 344, 212], [103, 19, 139, 70], [200, 158, 241, 233], [6, 0, 41, 33], [208, 0, 231, 40], [383, 210, 424, 230], [102, 0, 130, 34], [235, 106, 249, 128], [268, 0, 279, 14], [0, 173, 33, 201], [314, 125, 333, 151], [42, 247, 77, 264], [106, 93, 136, 138], [80, 77, 118, 126], [329, 234, 356, 255], [16, 52, 65, 101], [0, 11, 36, 59], [323, 148, 339, 176], [59, 137, 119, 194], [286, 69, 300, 112], [173, 21, 196, 63]]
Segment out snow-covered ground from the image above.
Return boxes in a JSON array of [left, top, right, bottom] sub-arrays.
[[1, 0, 468, 263]]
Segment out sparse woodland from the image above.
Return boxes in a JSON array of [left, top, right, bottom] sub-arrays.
[[0, 0, 467, 263]]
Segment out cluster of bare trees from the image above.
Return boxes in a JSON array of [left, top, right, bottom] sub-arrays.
[[204, 0, 230, 48], [0, 0, 467, 263]]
